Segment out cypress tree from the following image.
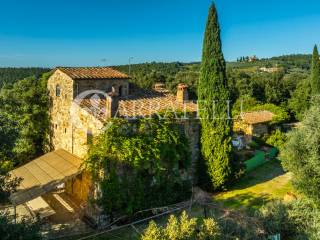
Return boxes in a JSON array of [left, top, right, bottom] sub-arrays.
[[311, 45, 320, 95], [198, 3, 233, 190]]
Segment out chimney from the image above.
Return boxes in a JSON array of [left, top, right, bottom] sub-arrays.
[[177, 83, 189, 103], [105, 91, 119, 119]]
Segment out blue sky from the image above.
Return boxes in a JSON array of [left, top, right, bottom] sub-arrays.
[[0, 0, 319, 67]]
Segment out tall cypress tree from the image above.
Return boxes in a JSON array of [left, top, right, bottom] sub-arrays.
[[198, 3, 233, 190], [311, 45, 320, 95]]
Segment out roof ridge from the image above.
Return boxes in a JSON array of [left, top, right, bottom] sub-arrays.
[[56, 66, 129, 79]]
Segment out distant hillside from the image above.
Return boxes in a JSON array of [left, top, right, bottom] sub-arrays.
[[228, 54, 312, 70], [0, 54, 311, 90], [0, 68, 51, 87], [112, 54, 311, 97]]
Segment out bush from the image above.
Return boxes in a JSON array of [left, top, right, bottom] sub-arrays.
[[258, 199, 320, 239], [0, 213, 41, 240], [141, 211, 220, 240], [265, 129, 287, 149], [280, 101, 320, 204]]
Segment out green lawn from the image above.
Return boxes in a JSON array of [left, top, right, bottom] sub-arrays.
[[213, 159, 293, 210]]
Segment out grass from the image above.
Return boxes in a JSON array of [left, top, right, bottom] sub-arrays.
[[213, 159, 293, 210]]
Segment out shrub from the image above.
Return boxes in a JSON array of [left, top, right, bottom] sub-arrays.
[[258, 199, 320, 239], [266, 129, 287, 149], [280, 101, 320, 204], [141, 211, 220, 240]]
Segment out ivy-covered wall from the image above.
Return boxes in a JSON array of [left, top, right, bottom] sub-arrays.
[[84, 117, 196, 218]]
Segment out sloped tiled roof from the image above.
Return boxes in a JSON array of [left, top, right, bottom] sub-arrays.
[[241, 110, 274, 124], [78, 89, 198, 121], [57, 67, 129, 79], [9, 149, 83, 205]]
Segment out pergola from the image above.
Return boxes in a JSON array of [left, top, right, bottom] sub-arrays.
[[9, 149, 84, 220]]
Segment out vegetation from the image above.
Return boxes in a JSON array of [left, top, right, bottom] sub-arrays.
[[265, 130, 287, 150], [232, 96, 290, 124], [197, 3, 234, 190], [141, 211, 220, 240], [0, 67, 50, 88], [281, 99, 320, 204], [0, 72, 50, 166], [288, 78, 311, 121], [214, 159, 292, 209], [140, 198, 320, 240], [259, 199, 320, 239], [0, 213, 41, 240], [85, 116, 192, 218], [114, 62, 200, 99], [0, 168, 20, 204], [311, 45, 320, 95]]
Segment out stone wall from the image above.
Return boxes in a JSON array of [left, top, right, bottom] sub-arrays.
[[70, 104, 104, 158], [48, 70, 127, 158], [252, 124, 268, 137], [48, 70, 75, 153], [74, 79, 129, 98], [234, 119, 269, 137], [65, 171, 92, 204], [182, 119, 200, 182], [233, 119, 252, 135]]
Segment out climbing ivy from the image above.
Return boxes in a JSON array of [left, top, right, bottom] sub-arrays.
[[85, 116, 192, 218]]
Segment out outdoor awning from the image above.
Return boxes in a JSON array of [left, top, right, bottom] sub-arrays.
[[9, 149, 84, 205]]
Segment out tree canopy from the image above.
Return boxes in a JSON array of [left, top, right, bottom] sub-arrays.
[[0, 72, 50, 166], [280, 99, 320, 203], [197, 3, 234, 190], [311, 45, 320, 95]]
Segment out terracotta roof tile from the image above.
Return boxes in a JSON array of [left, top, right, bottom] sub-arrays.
[[78, 89, 197, 121], [241, 110, 274, 124], [57, 67, 129, 79]]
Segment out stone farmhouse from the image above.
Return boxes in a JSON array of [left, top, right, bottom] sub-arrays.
[[9, 67, 199, 223], [234, 110, 274, 142], [8, 66, 275, 225]]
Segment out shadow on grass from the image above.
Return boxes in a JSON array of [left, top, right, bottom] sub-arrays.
[[214, 192, 272, 210], [212, 159, 291, 210], [233, 159, 285, 190]]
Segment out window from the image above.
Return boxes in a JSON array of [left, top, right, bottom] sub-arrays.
[[87, 129, 93, 145], [119, 86, 123, 96], [65, 128, 67, 134], [56, 84, 61, 97]]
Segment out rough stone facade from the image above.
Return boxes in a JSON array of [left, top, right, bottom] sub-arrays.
[[48, 67, 201, 205], [48, 68, 132, 204], [234, 120, 269, 137], [181, 119, 200, 181], [48, 69, 75, 153], [48, 69, 129, 158]]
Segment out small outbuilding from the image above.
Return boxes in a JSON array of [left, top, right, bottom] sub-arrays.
[[234, 110, 274, 141]]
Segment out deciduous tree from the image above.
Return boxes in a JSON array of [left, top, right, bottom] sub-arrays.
[[281, 98, 320, 203]]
